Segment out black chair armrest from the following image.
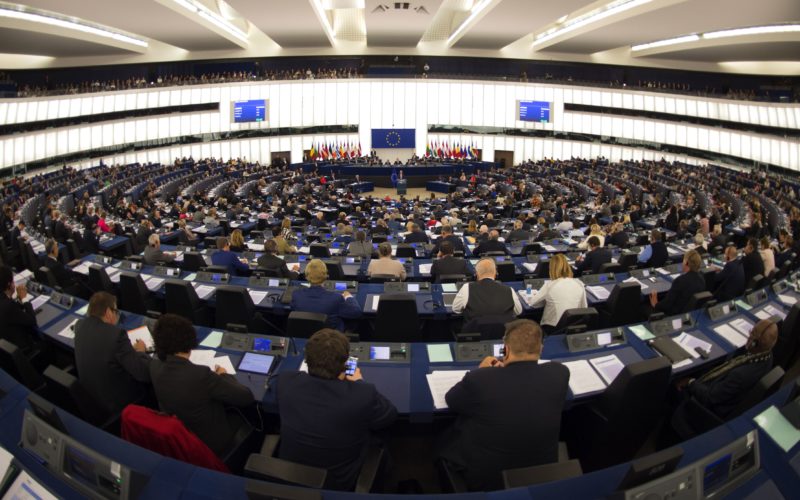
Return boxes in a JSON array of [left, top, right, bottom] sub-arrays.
[[244, 454, 327, 489], [355, 445, 385, 493], [260, 434, 280, 456]]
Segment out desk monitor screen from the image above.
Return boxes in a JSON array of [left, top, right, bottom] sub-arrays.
[[596, 332, 612, 346], [441, 283, 457, 293], [211, 274, 222, 283], [252, 338, 272, 352], [370, 346, 391, 360], [3, 471, 58, 500], [345, 257, 356, 264], [702, 454, 733, 494], [495, 256, 506, 262], [268, 279, 280, 288], [407, 283, 420, 293], [397, 258, 407, 264], [334, 282, 347, 292], [238, 352, 276, 375]]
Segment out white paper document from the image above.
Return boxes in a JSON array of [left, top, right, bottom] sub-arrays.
[[778, 294, 797, 306], [543, 245, 558, 252], [127, 325, 155, 349], [30, 295, 50, 310], [756, 304, 786, 321], [299, 246, 310, 254], [586, 285, 611, 300], [14, 270, 33, 285], [368, 295, 380, 312], [193, 284, 215, 300], [589, 355, 625, 385], [562, 359, 607, 395], [249, 290, 268, 304], [144, 276, 165, 291], [72, 262, 91, 275], [729, 318, 754, 337], [58, 318, 80, 339], [107, 267, 121, 283], [713, 324, 749, 348], [189, 349, 216, 366], [675, 332, 712, 359], [212, 355, 237, 375], [418, 263, 433, 275], [522, 262, 538, 272], [426, 370, 469, 409]]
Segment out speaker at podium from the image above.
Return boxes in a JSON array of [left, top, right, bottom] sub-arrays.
[[396, 179, 407, 195]]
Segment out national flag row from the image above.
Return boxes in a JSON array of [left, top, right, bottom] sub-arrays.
[[309, 142, 363, 160], [425, 141, 479, 159]]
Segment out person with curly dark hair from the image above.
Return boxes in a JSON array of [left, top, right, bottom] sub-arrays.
[[149, 314, 254, 456]]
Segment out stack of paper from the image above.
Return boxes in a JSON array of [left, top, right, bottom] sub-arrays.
[[58, 318, 80, 339], [543, 244, 558, 252], [623, 277, 644, 287], [29, 295, 50, 311], [778, 294, 798, 306], [189, 350, 237, 374], [248, 290, 268, 305], [589, 355, 625, 385], [14, 270, 33, 285], [127, 325, 155, 350], [71, 262, 92, 275], [199, 331, 224, 348], [522, 262, 538, 272], [144, 276, 165, 291], [713, 324, 749, 348], [562, 359, 607, 395], [675, 332, 712, 358], [755, 304, 787, 321], [299, 246, 311, 254], [107, 268, 121, 283], [729, 318, 754, 336], [426, 370, 469, 409], [418, 263, 433, 275], [193, 283, 215, 300], [586, 285, 611, 300]]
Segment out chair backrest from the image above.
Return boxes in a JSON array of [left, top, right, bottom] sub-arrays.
[[522, 243, 542, 255], [589, 356, 672, 468], [119, 271, 149, 315], [395, 244, 416, 258], [88, 264, 114, 293], [746, 274, 765, 290], [599, 262, 623, 274], [182, 252, 207, 272], [121, 404, 229, 472], [42, 365, 110, 426], [502, 460, 583, 489], [618, 253, 639, 270], [682, 291, 714, 313], [202, 265, 230, 275], [286, 311, 327, 339], [324, 261, 345, 280], [496, 261, 516, 282], [309, 243, 331, 258], [164, 279, 202, 322], [0, 339, 45, 391], [35, 266, 59, 289], [369, 273, 400, 283], [554, 307, 599, 333], [606, 282, 642, 327], [775, 303, 800, 370], [215, 285, 255, 329], [374, 294, 421, 342], [534, 260, 550, 279], [436, 274, 468, 283], [728, 366, 785, 418], [460, 315, 509, 340], [204, 237, 217, 249]]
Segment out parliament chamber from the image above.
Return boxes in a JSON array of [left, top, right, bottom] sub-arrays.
[[2, 0, 800, 498]]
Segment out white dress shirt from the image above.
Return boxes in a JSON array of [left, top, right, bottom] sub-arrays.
[[529, 277, 588, 326], [451, 280, 523, 316]]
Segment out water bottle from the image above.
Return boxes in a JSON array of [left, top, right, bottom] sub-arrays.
[[526, 282, 533, 295]]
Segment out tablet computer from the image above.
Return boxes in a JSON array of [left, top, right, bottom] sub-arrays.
[[237, 352, 277, 375]]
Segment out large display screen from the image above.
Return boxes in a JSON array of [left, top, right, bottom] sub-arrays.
[[232, 99, 267, 123], [518, 100, 551, 123]]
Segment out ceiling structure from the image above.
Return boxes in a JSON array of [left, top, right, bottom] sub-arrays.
[[0, 0, 797, 75]]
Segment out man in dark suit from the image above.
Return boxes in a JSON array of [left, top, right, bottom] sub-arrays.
[[143, 234, 176, 266], [11, 220, 27, 242], [53, 215, 70, 243], [149, 314, 254, 456], [257, 239, 299, 279], [275, 329, 397, 491], [741, 237, 764, 286], [431, 225, 464, 255], [535, 222, 560, 242], [607, 223, 630, 248], [135, 220, 154, 250], [404, 223, 430, 244], [638, 229, 669, 268], [713, 246, 746, 301], [649, 250, 707, 316], [0, 265, 39, 351], [210, 236, 250, 276], [291, 259, 361, 331], [575, 236, 612, 275], [310, 211, 328, 228], [73, 292, 152, 415], [43, 239, 77, 293], [507, 219, 531, 242], [709, 225, 727, 251], [439, 319, 570, 491], [431, 241, 469, 282], [473, 230, 508, 256], [83, 223, 101, 254]]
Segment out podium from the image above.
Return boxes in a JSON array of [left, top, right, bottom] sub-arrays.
[[396, 179, 407, 195]]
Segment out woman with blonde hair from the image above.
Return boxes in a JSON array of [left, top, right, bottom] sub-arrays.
[[229, 229, 245, 252], [530, 254, 587, 333], [280, 217, 296, 241], [578, 224, 605, 250], [176, 219, 198, 247]]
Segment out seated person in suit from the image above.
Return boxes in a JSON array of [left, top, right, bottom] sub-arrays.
[[673, 319, 778, 435], [210, 237, 250, 276], [530, 254, 587, 333], [439, 319, 570, 491], [507, 219, 531, 242], [452, 258, 522, 323], [473, 229, 507, 256], [176, 219, 199, 247], [404, 223, 430, 244], [431, 241, 469, 282], [43, 238, 77, 292], [83, 223, 102, 254], [693, 233, 708, 255], [275, 329, 397, 491], [74, 292, 152, 414], [713, 246, 745, 301], [607, 222, 629, 248], [0, 265, 39, 352], [575, 236, 612, 275], [256, 239, 299, 279], [310, 211, 328, 228], [149, 314, 255, 456], [135, 220, 154, 250], [741, 237, 764, 286], [366, 242, 407, 281], [143, 234, 176, 266], [649, 249, 706, 316], [709, 225, 728, 252], [637, 229, 668, 268], [291, 259, 362, 330], [346, 230, 372, 258], [431, 224, 465, 255], [203, 207, 220, 228]]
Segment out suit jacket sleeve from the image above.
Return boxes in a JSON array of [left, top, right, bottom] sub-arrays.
[[366, 385, 398, 430], [689, 369, 746, 410], [445, 371, 475, 416], [339, 296, 363, 319], [5, 299, 37, 329], [656, 274, 682, 313], [208, 371, 255, 407], [113, 330, 152, 383]]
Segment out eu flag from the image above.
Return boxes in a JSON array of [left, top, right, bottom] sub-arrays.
[[371, 129, 416, 148]]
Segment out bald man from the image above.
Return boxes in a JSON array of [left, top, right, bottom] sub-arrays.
[[674, 320, 778, 433], [452, 258, 522, 323], [712, 246, 745, 301], [473, 229, 508, 256]]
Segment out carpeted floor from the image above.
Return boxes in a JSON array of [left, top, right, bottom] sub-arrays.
[[368, 187, 442, 201]]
